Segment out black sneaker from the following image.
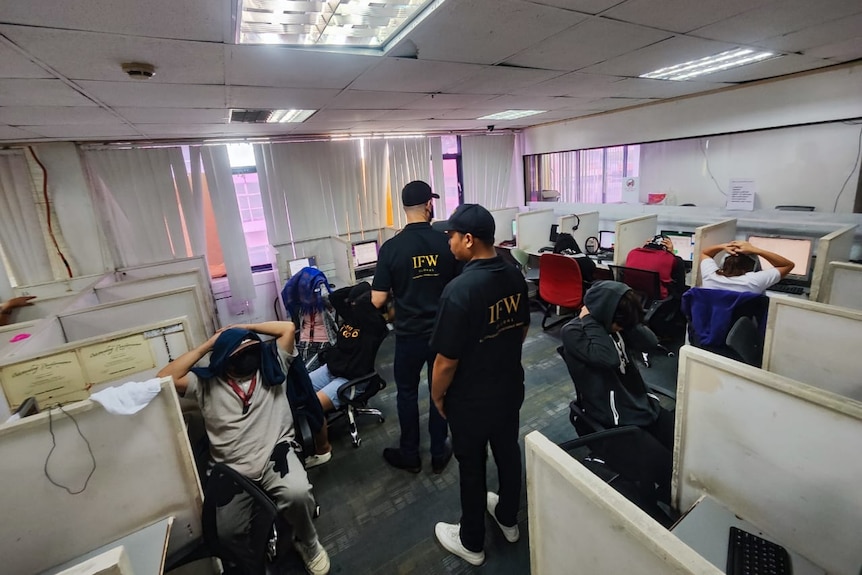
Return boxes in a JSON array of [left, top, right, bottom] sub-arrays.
[[431, 439, 453, 474], [383, 447, 421, 473]]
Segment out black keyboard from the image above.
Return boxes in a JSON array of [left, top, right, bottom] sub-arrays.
[[769, 284, 805, 295], [727, 526, 791, 575]]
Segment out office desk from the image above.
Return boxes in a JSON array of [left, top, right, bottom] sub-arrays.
[[673, 496, 825, 574]]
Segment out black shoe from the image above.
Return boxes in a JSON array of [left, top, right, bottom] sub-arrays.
[[383, 448, 421, 473], [431, 439, 453, 474]]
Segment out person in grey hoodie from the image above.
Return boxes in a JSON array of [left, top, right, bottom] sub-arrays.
[[560, 280, 673, 502]]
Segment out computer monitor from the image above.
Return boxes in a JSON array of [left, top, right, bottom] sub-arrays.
[[352, 240, 379, 269], [747, 235, 813, 283], [549, 224, 559, 243], [287, 255, 317, 277], [660, 230, 696, 262], [599, 230, 615, 251], [511, 219, 517, 242]]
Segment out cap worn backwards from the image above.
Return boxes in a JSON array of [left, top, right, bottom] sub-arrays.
[[434, 203, 495, 243], [401, 180, 440, 207]]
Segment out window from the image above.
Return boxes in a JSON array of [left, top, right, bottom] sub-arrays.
[[227, 144, 271, 270], [438, 135, 463, 215], [524, 144, 641, 204]]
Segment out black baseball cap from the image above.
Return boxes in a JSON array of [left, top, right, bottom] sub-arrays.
[[402, 180, 439, 207], [434, 203, 495, 243]]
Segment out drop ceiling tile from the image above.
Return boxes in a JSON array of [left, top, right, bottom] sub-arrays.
[[365, 109, 439, 121], [751, 13, 862, 53], [0, 106, 122, 125], [447, 66, 567, 95], [602, 0, 773, 34], [227, 46, 377, 89], [590, 97, 660, 111], [805, 36, 862, 62], [399, 93, 497, 110], [485, 94, 592, 111], [512, 72, 626, 98], [0, 41, 53, 78], [21, 124, 143, 139], [227, 86, 340, 109], [599, 77, 731, 99], [137, 123, 241, 137], [0, 79, 95, 106], [505, 18, 672, 71], [0, 25, 224, 84], [433, 108, 506, 120], [580, 36, 740, 78], [340, 121, 414, 133], [326, 90, 425, 110], [304, 109, 389, 123], [76, 81, 226, 108], [526, 1, 623, 15], [699, 53, 831, 83], [391, 0, 587, 65], [348, 58, 483, 93], [0, 125, 43, 140], [115, 108, 229, 124], [0, 0, 224, 42]]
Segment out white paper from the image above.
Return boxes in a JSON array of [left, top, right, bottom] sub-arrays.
[[727, 179, 756, 211], [622, 177, 640, 203]]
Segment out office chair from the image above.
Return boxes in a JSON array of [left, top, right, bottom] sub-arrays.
[[327, 370, 387, 448], [509, 247, 541, 309], [607, 265, 677, 367], [538, 253, 584, 330]]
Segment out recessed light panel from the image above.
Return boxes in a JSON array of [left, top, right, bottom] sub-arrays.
[[477, 110, 547, 121], [639, 48, 778, 81]]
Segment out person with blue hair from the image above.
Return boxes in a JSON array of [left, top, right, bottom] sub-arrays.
[[282, 267, 338, 372], [158, 321, 330, 575]]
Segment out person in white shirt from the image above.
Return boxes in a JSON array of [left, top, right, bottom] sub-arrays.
[[700, 240, 794, 294]]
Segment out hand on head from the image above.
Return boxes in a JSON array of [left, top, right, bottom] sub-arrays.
[[661, 238, 674, 251], [727, 240, 754, 255]]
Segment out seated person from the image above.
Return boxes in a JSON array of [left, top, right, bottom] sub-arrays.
[[553, 232, 596, 284], [157, 322, 330, 575], [282, 267, 338, 371], [305, 282, 389, 467], [700, 240, 793, 294], [0, 295, 36, 327], [625, 236, 687, 299], [560, 281, 673, 502]]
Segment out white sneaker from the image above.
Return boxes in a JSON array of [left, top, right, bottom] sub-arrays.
[[304, 451, 332, 469], [434, 522, 485, 566], [294, 539, 330, 575], [486, 492, 520, 543]]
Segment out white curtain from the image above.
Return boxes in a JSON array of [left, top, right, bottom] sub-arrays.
[[462, 134, 516, 209], [0, 151, 54, 285], [199, 145, 256, 303], [388, 138, 431, 228], [84, 147, 191, 267]]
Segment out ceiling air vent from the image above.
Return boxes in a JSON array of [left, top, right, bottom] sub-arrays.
[[230, 109, 273, 123]]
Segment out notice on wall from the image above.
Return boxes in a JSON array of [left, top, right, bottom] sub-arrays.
[[727, 179, 756, 211], [0, 351, 88, 410], [79, 334, 155, 385], [622, 177, 640, 203]]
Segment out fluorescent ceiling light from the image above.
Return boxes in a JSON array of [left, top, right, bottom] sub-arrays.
[[640, 48, 777, 81], [267, 109, 317, 123], [238, 0, 442, 48], [477, 110, 547, 121]]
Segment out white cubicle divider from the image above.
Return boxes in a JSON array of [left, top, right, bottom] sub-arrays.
[[0, 320, 37, 351], [613, 214, 657, 266], [675, 346, 862, 575], [809, 225, 856, 302], [516, 209, 556, 251], [0, 378, 203, 575], [691, 218, 737, 286], [525, 431, 720, 575], [0, 316, 68, 362], [820, 261, 862, 310], [571, 211, 599, 252], [761, 296, 862, 401], [13, 290, 100, 323], [490, 207, 519, 244], [381, 226, 399, 242], [272, 237, 337, 288], [330, 235, 355, 286], [12, 273, 106, 299]]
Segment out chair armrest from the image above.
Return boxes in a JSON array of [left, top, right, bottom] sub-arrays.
[[643, 296, 675, 324], [558, 425, 642, 452], [336, 371, 386, 406]]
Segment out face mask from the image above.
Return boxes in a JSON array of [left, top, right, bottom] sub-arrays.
[[227, 347, 260, 378]]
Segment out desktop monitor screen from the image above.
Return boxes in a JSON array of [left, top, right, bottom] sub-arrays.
[[660, 230, 696, 262], [352, 240, 379, 269], [747, 235, 813, 281], [599, 230, 615, 250], [511, 219, 517, 241], [288, 256, 317, 277], [549, 224, 559, 243]]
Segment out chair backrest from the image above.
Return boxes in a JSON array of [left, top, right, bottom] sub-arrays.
[[608, 265, 662, 305], [539, 253, 584, 309], [681, 287, 769, 352], [725, 316, 763, 367], [510, 247, 530, 269]]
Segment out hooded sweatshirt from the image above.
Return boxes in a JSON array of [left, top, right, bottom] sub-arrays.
[[560, 281, 660, 428]]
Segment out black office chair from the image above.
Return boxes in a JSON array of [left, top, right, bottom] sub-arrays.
[[327, 370, 387, 448]]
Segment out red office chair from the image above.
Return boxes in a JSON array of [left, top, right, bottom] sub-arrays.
[[538, 253, 584, 329]]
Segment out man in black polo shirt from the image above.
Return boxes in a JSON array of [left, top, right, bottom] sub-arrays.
[[371, 181, 458, 473], [429, 203, 530, 566]]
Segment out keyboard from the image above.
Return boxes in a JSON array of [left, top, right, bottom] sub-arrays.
[[769, 284, 805, 295], [727, 526, 791, 575]]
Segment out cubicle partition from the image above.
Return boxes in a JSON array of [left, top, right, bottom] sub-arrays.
[[809, 225, 856, 302], [490, 207, 519, 244], [272, 237, 337, 288], [613, 214, 657, 266], [0, 316, 68, 362], [0, 378, 203, 574], [12, 273, 106, 299], [819, 261, 862, 310], [515, 209, 556, 251], [691, 218, 737, 286], [762, 295, 862, 401], [381, 226, 399, 242], [330, 234, 356, 286], [571, 211, 599, 252], [13, 290, 100, 323]]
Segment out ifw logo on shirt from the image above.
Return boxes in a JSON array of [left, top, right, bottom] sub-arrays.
[[483, 293, 525, 340], [411, 254, 440, 278]]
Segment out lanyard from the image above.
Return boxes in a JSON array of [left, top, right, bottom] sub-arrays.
[[226, 374, 258, 414]]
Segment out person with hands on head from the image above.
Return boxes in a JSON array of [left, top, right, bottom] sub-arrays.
[[700, 240, 794, 294], [0, 295, 36, 327], [157, 321, 330, 575], [625, 236, 687, 299]]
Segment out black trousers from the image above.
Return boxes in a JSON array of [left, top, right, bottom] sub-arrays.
[[447, 392, 523, 552]]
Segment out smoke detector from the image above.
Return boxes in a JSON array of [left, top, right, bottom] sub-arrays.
[[121, 62, 156, 80]]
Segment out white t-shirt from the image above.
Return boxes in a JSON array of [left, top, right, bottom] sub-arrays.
[[700, 258, 781, 294], [186, 346, 297, 479]]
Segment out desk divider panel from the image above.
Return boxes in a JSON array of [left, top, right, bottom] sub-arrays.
[[674, 346, 862, 575], [613, 214, 657, 266], [381, 226, 399, 242], [821, 261, 862, 310], [490, 207, 518, 244], [0, 379, 203, 575], [572, 211, 599, 252], [13, 274, 107, 299], [809, 225, 856, 302], [330, 235, 354, 286], [515, 209, 556, 251], [272, 237, 337, 288], [691, 219, 737, 286], [526, 432, 720, 575], [1, 316, 68, 362], [761, 296, 862, 401]]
